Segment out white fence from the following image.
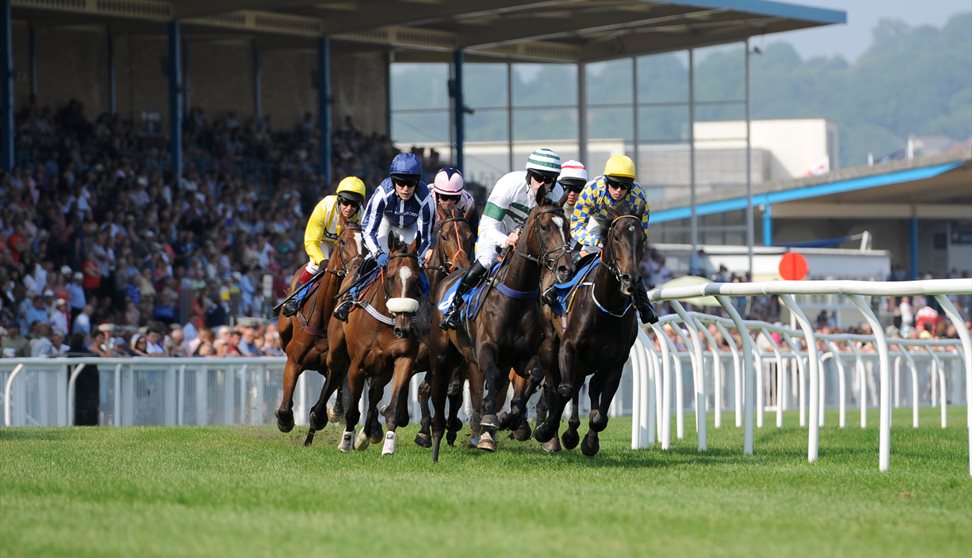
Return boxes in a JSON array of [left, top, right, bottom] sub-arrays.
[[2, 279, 969, 474]]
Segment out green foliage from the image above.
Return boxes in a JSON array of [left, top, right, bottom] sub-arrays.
[[1, 408, 970, 557], [392, 13, 972, 168]]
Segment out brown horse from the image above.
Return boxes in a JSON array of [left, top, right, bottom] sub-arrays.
[[303, 232, 428, 455], [533, 208, 645, 456], [274, 222, 363, 432], [426, 195, 574, 460], [414, 204, 477, 448]]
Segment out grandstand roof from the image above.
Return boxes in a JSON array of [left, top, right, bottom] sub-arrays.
[[12, 0, 846, 63], [652, 150, 972, 223]]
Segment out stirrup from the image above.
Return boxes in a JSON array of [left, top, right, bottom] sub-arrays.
[[441, 306, 462, 330], [333, 299, 354, 322], [282, 300, 299, 317]]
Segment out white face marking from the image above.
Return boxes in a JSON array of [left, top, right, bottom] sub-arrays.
[[353, 232, 362, 255], [398, 265, 413, 298], [551, 216, 566, 243]]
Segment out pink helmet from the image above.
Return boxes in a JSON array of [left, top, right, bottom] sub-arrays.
[[432, 167, 464, 195]]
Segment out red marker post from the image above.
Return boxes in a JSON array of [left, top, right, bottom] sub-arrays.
[[779, 252, 809, 281]]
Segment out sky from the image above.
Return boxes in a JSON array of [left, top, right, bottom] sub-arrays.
[[768, 0, 971, 62]]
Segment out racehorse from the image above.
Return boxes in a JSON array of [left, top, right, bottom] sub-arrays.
[[274, 222, 363, 432], [304, 232, 428, 455], [414, 204, 476, 449], [426, 193, 574, 460], [533, 207, 645, 456]]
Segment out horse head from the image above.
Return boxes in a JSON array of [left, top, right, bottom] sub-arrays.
[[384, 231, 424, 339], [524, 189, 574, 283], [599, 206, 645, 296], [430, 204, 475, 274], [334, 222, 364, 275]]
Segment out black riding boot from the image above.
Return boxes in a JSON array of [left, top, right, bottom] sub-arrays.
[[333, 257, 376, 322], [632, 280, 659, 325], [441, 261, 487, 330]]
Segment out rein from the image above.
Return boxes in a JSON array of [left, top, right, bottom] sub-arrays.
[[425, 215, 470, 274]]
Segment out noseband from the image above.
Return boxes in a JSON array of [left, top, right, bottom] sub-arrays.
[[603, 214, 642, 284]]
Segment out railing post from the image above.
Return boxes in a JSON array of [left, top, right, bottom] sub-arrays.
[[717, 295, 754, 455], [934, 295, 972, 477], [713, 322, 742, 428], [824, 341, 847, 428], [850, 294, 891, 472], [650, 323, 672, 450], [780, 294, 822, 464]]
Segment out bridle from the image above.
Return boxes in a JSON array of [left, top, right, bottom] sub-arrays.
[[512, 205, 571, 272], [330, 226, 364, 278], [381, 251, 421, 302], [425, 215, 471, 275], [602, 214, 643, 285]]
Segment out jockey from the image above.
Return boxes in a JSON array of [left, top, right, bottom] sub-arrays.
[[570, 154, 658, 325], [333, 152, 434, 322], [281, 176, 365, 317], [557, 159, 588, 226], [440, 147, 564, 330], [424, 167, 480, 262]]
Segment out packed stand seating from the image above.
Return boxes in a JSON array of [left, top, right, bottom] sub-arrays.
[[0, 99, 440, 358]]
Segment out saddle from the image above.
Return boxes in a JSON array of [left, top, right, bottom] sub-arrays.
[[545, 253, 601, 316], [436, 262, 500, 323]]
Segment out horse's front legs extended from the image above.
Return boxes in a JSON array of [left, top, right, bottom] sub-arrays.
[[582, 362, 624, 457], [382, 357, 415, 456], [276, 358, 303, 433]]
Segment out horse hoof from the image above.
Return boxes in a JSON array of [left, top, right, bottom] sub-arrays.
[[446, 417, 463, 433], [557, 383, 573, 398], [562, 429, 580, 450], [581, 431, 600, 457], [275, 409, 294, 433], [369, 427, 384, 445], [354, 428, 370, 451], [590, 409, 608, 432], [480, 414, 499, 430], [338, 431, 353, 453], [477, 431, 496, 452], [446, 430, 457, 446], [414, 432, 432, 448], [512, 418, 532, 442], [303, 430, 316, 447], [542, 437, 561, 453], [533, 422, 554, 444], [496, 411, 511, 430], [381, 431, 397, 456]]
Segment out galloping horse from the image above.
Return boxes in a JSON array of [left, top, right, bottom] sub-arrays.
[[274, 222, 363, 432], [414, 204, 476, 448], [304, 232, 428, 455], [533, 207, 645, 456], [426, 193, 574, 460]]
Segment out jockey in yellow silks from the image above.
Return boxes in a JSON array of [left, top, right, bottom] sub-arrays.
[[281, 176, 366, 317]]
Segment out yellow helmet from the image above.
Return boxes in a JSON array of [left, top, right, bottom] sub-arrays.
[[336, 176, 366, 205], [603, 154, 636, 180]]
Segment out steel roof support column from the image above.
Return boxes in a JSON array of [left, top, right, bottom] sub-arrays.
[[631, 57, 638, 175], [452, 49, 464, 173], [0, 0, 14, 171], [688, 49, 697, 251], [745, 39, 754, 275], [252, 42, 261, 117], [167, 21, 183, 179], [28, 22, 36, 96], [318, 37, 332, 185], [909, 217, 918, 280], [506, 62, 513, 172], [577, 62, 588, 168]]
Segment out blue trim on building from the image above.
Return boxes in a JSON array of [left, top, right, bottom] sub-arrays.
[[762, 204, 772, 246], [651, 162, 964, 224], [663, 0, 845, 24]]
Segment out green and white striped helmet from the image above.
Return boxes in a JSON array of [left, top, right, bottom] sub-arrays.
[[525, 147, 561, 175]]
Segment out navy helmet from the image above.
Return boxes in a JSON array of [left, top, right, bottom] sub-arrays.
[[389, 152, 422, 178]]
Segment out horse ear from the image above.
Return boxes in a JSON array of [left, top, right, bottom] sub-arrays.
[[534, 185, 547, 206], [386, 231, 401, 253], [462, 203, 476, 223]]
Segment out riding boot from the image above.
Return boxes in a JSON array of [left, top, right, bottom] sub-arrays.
[[333, 257, 376, 322], [441, 261, 486, 330], [632, 280, 659, 325], [282, 264, 322, 317]]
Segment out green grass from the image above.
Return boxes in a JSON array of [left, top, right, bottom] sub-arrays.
[[1, 408, 970, 558]]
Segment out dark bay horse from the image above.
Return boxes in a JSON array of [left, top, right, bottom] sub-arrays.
[[533, 208, 645, 456], [414, 204, 476, 448], [304, 232, 428, 455], [426, 194, 574, 460], [274, 222, 363, 432]]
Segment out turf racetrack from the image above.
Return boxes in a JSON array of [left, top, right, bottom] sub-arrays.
[[2, 408, 970, 557]]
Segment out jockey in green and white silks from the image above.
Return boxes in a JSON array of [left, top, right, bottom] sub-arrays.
[[440, 147, 564, 330]]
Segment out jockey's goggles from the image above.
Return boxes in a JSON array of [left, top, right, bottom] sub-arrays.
[[605, 176, 632, 192], [392, 176, 419, 188], [338, 197, 360, 208], [438, 194, 460, 203], [528, 171, 558, 185], [561, 180, 585, 193]]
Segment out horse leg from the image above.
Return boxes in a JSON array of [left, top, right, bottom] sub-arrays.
[[535, 340, 575, 444], [414, 379, 433, 448], [328, 379, 347, 424], [342, 362, 366, 452], [303, 378, 330, 446], [361, 377, 387, 447], [476, 347, 503, 452], [381, 357, 415, 456], [275, 358, 302, 433], [561, 391, 581, 450], [512, 355, 544, 441], [582, 365, 624, 457], [445, 365, 465, 446], [465, 361, 485, 449], [277, 314, 293, 352]]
